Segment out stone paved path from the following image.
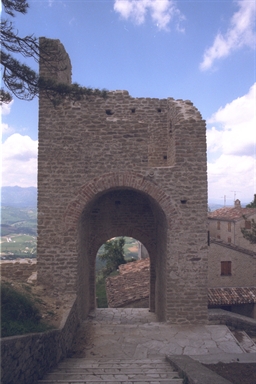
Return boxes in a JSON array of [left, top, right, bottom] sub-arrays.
[[82, 308, 249, 358], [38, 308, 256, 383]]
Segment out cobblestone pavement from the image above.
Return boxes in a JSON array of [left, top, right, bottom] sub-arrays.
[[78, 308, 256, 360]]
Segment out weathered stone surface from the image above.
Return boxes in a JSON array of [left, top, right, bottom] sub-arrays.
[[37, 38, 208, 324], [0, 258, 36, 281]]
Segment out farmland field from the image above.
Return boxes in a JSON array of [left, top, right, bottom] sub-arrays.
[[1, 206, 37, 259], [0, 234, 37, 259]]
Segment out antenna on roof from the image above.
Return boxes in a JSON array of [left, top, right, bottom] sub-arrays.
[[231, 190, 241, 203], [220, 195, 228, 207]]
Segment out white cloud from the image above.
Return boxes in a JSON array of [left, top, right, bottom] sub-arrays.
[[0, 122, 15, 135], [113, 0, 185, 31], [208, 154, 255, 202], [200, 0, 256, 70], [207, 83, 256, 156], [1, 134, 38, 187], [0, 100, 14, 116], [207, 83, 256, 202]]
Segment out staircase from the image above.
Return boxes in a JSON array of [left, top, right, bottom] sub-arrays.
[[38, 357, 183, 383]]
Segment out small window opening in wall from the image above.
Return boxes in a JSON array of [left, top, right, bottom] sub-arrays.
[[106, 109, 114, 115], [221, 261, 231, 276], [217, 221, 220, 230], [131, 108, 136, 113], [217, 235, 221, 239], [157, 108, 161, 112], [245, 220, 251, 229], [180, 199, 187, 204], [228, 237, 231, 243], [228, 222, 231, 232], [163, 155, 167, 160]]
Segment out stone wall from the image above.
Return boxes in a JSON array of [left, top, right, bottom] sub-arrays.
[[209, 212, 256, 252], [1, 295, 79, 384], [208, 240, 256, 287], [37, 37, 208, 324], [0, 259, 36, 281], [208, 308, 256, 336]]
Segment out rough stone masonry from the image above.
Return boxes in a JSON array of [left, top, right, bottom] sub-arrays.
[[37, 37, 208, 324]]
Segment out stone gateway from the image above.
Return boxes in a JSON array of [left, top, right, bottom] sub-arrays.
[[37, 38, 208, 324]]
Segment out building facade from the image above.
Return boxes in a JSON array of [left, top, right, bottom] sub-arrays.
[[208, 199, 256, 252], [37, 38, 208, 324]]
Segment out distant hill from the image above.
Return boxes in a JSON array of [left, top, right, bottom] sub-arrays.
[[1, 186, 37, 208]]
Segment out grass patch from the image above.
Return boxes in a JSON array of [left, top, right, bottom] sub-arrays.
[[96, 277, 108, 308], [96, 271, 120, 308], [1, 282, 51, 337]]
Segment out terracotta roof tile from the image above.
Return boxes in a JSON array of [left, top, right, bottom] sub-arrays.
[[208, 207, 256, 221], [105, 259, 256, 308], [208, 287, 256, 306], [106, 259, 149, 307]]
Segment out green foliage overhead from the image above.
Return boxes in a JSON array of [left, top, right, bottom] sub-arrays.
[[99, 237, 126, 277], [1, 0, 107, 104], [246, 194, 256, 208]]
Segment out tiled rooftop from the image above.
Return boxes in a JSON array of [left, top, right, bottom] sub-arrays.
[[208, 287, 256, 306], [105, 259, 256, 308], [106, 259, 150, 308], [208, 206, 256, 221]]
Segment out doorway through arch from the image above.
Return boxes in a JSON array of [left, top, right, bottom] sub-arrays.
[[96, 236, 150, 308], [77, 187, 168, 321]]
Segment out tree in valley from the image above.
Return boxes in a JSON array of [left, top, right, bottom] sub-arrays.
[[99, 237, 126, 277]]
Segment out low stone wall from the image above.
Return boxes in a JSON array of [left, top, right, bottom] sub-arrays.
[[208, 308, 256, 336], [0, 259, 37, 281], [1, 295, 79, 384]]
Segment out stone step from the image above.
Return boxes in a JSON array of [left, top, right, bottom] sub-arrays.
[[38, 358, 183, 384], [232, 330, 256, 353], [57, 363, 171, 369], [51, 368, 174, 374], [39, 381, 182, 384]]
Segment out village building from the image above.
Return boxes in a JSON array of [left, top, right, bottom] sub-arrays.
[[106, 254, 256, 319], [208, 198, 256, 252]]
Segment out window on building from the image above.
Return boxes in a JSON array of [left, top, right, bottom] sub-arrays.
[[228, 222, 231, 232], [228, 237, 231, 243], [217, 235, 221, 239], [245, 220, 251, 229], [221, 261, 231, 276], [217, 221, 220, 230]]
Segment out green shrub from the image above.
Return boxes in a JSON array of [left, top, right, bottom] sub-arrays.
[[1, 282, 50, 337]]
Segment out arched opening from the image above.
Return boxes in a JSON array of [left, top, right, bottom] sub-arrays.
[[77, 187, 168, 321], [95, 236, 150, 308]]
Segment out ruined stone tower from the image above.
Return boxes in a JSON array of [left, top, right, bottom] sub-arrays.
[[37, 37, 208, 324]]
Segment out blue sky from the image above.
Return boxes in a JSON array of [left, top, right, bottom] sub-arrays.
[[1, 0, 256, 205]]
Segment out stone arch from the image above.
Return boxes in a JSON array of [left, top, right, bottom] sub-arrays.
[[64, 172, 179, 321], [63, 171, 179, 233]]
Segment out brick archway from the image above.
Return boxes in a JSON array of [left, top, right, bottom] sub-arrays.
[[63, 171, 179, 232], [66, 172, 179, 321]]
